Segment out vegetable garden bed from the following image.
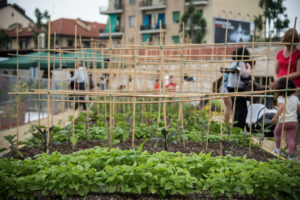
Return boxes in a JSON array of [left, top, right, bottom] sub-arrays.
[[6, 139, 275, 162], [2, 105, 299, 200], [1, 147, 300, 200]]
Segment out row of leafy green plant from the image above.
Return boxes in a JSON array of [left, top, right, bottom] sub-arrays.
[[20, 110, 256, 151], [2, 101, 263, 157], [0, 147, 299, 200]]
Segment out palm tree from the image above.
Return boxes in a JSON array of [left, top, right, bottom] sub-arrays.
[[0, 29, 11, 49], [33, 8, 50, 48], [180, 3, 206, 43], [258, 0, 289, 39]]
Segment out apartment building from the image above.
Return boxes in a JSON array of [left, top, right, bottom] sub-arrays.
[[1, 18, 105, 53], [100, 0, 263, 45]]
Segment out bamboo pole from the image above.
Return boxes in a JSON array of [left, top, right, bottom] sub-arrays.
[[248, 29, 256, 154], [108, 16, 113, 148], [159, 21, 167, 131], [131, 19, 139, 148], [37, 36, 41, 126], [219, 18, 229, 156], [179, 22, 185, 147], [16, 24, 19, 150], [72, 25, 77, 150], [51, 32, 56, 125], [46, 19, 51, 152], [261, 34, 273, 148], [279, 18, 298, 157], [206, 46, 214, 149]]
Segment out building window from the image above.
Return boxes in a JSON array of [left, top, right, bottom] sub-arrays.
[[129, 15, 135, 27], [7, 42, 12, 49], [67, 40, 73, 47], [129, 0, 136, 4], [142, 34, 150, 43], [172, 36, 180, 44], [19, 39, 28, 49], [83, 41, 90, 48], [172, 11, 180, 23]]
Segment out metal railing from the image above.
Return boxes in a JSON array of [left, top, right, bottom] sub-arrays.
[[140, 24, 166, 31], [185, 0, 208, 4], [139, 0, 166, 8], [99, 3, 123, 14]]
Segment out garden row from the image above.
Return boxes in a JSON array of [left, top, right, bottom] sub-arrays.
[[1, 147, 299, 200], [21, 106, 256, 151]]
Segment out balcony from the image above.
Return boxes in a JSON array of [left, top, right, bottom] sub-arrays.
[[139, 0, 166, 11], [140, 24, 166, 34], [185, 0, 208, 6], [100, 27, 123, 39], [99, 4, 123, 15]]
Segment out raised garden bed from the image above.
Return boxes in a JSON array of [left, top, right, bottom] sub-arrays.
[[6, 139, 275, 162]]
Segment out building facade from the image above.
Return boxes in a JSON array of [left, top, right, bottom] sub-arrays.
[[100, 0, 263, 45], [1, 18, 105, 53], [0, 1, 34, 30]]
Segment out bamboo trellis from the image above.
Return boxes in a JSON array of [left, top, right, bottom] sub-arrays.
[[8, 17, 300, 159]]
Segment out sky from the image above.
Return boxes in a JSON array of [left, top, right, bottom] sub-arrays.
[[8, 0, 109, 23], [8, 0, 300, 31]]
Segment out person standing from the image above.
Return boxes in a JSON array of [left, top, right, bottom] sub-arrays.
[[70, 61, 88, 110], [166, 75, 176, 92], [273, 28, 300, 88], [226, 47, 252, 129], [271, 78, 300, 158], [272, 28, 300, 151], [154, 79, 160, 92]]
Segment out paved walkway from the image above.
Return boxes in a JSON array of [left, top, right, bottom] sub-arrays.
[[0, 109, 79, 151]]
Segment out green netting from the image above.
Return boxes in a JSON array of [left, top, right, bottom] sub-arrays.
[[142, 34, 150, 43], [0, 50, 107, 70], [105, 14, 117, 33], [61, 50, 106, 69], [0, 52, 45, 69]]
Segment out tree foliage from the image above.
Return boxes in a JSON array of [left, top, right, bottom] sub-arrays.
[[256, 0, 289, 38], [180, 3, 206, 43], [33, 8, 50, 48], [0, 29, 11, 49]]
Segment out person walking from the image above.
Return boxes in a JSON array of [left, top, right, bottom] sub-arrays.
[[70, 61, 88, 110]]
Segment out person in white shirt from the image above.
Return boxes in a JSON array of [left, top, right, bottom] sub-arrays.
[[271, 77, 300, 157], [70, 61, 88, 110]]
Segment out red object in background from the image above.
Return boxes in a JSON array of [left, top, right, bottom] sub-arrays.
[[166, 82, 176, 91], [276, 49, 300, 87]]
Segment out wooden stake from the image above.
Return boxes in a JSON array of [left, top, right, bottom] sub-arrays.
[[16, 24, 19, 150], [46, 19, 51, 152]]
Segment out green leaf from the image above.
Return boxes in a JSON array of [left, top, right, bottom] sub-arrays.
[[108, 185, 116, 193], [164, 182, 173, 190], [246, 187, 254, 195], [149, 185, 157, 194], [17, 150, 24, 158], [160, 177, 167, 186], [0, 148, 7, 152], [138, 139, 149, 152], [70, 136, 78, 146]]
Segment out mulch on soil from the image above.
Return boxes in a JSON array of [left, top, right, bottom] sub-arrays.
[[6, 139, 275, 161]]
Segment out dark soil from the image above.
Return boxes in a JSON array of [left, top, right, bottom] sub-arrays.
[[5, 140, 276, 200], [35, 192, 261, 200], [6, 139, 275, 162]]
